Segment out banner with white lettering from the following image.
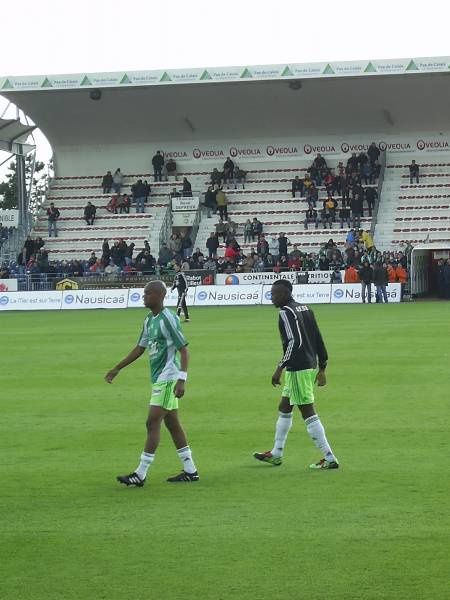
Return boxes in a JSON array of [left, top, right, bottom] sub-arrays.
[[0, 278, 18, 291], [0, 291, 62, 311], [262, 284, 332, 305], [61, 289, 128, 309], [127, 287, 196, 308], [216, 272, 298, 285], [194, 285, 263, 305], [330, 283, 402, 303], [0, 209, 19, 227]]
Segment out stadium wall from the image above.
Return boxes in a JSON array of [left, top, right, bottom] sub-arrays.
[[54, 131, 450, 176], [0, 284, 402, 310]]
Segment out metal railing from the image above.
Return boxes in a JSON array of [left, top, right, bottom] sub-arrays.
[[370, 150, 387, 237]]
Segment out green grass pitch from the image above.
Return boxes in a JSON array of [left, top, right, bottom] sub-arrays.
[[1, 303, 449, 600]]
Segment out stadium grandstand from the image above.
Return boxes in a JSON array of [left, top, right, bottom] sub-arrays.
[[1, 57, 450, 298]]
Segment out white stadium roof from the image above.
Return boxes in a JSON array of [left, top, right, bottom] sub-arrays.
[[1, 56, 450, 152]]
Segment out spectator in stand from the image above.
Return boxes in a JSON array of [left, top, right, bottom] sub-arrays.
[[182, 177, 192, 197], [83, 201, 96, 226], [339, 203, 351, 229], [361, 229, 374, 251], [102, 170, 113, 194], [223, 157, 234, 186], [243, 219, 253, 243], [304, 205, 319, 230], [305, 183, 318, 207], [344, 264, 359, 283], [291, 175, 304, 198], [330, 266, 342, 283], [233, 165, 246, 189], [313, 153, 327, 172], [206, 232, 219, 258], [386, 262, 397, 283], [216, 188, 228, 221], [323, 196, 337, 224], [166, 158, 177, 179], [125, 243, 135, 266], [278, 232, 290, 257], [307, 164, 321, 187], [168, 233, 182, 257], [350, 193, 363, 229], [323, 170, 337, 196], [158, 243, 172, 268], [257, 234, 269, 257], [181, 232, 193, 260], [288, 251, 301, 271], [143, 180, 151, 203], [132, 179, 147, 213], [347, 152, 359, 173], [118, 194, 131, 214], [409, 160, 420, 184], [373, 261, 389, 303], [89, 258, 104, 274], [203, 186, 216, 217], [112, 168, 123, 193], [365, 186, 377, 216], [215, 218, 227, 244], [359, 260, 374, 303], [367, 142, 380, 165], [107, 194, 119, 214], [152, 151, 164, 182], [210, 168, 223, 187], [46, 203, 60, 237], [105, 259, 121, 275], [395, 263, 408, 284], [277, 255, 289, 272], [102, 239, 110, 263], [251, 217, 263, 240], [361, 161, 372, 185], [23, 236, 35, 261], [268, 235, 279, 263], [224, 242, 239, 263]]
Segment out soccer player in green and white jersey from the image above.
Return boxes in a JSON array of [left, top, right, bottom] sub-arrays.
[[105, 280, 199, 487]]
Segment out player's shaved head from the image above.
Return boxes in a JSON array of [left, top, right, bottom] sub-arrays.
[[271, 279, 292, 308], [144, 280, 167, 297]]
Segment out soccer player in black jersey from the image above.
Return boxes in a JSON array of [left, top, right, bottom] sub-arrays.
[[171, 265, 190, 321], [254, 279, 339, 470]]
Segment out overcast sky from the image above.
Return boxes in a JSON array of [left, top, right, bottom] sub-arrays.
[[1, 0, 450, 172], [1, 0, 450, 77]]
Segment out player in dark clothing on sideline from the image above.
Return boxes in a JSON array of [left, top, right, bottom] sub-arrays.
[[253, 279, 339, 470], [171, 265, 190, 321]]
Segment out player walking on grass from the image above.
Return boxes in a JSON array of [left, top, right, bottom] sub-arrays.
[[171, 264, 190, 322], [105, 280, 199, 487], [254, 279, 339, 470]]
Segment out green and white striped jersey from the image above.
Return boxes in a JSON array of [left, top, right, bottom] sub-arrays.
[[138, 308, 188, 384]]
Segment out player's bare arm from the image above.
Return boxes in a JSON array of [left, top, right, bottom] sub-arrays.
[[271, 365, 283, 387], [174, 345, 189, 398], [105, 345, 146, 383], [315, 369, 327, 387]]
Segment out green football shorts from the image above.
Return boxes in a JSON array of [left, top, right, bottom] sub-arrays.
[[150, 381, 178, 410], [282, 369, 317, 405]]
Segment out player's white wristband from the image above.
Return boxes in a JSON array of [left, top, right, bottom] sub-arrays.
[[178, 371, 188, 381]]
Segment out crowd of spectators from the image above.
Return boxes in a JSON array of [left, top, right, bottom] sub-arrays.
[[290, 147, 381, 231]]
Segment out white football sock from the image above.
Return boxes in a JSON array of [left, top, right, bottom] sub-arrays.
[[305, 415, 337, 462], [135, 451, 155, 480], [271, 412, 293, 458], [177, 446, 197, 474]]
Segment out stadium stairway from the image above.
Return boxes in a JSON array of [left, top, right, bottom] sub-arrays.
[[375, 155, 450, 250]]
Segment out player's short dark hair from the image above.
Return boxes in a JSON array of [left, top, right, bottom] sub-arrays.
[[273, 279, 293, 292]]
